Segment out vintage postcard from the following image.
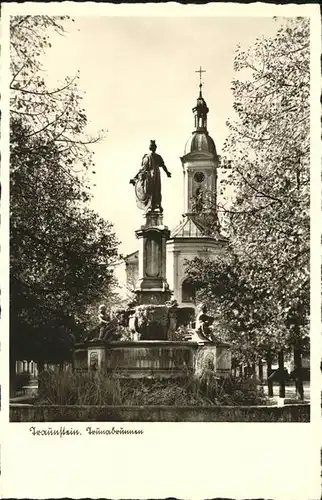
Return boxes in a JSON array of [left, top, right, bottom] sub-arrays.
[[0, 2, 321, 499]]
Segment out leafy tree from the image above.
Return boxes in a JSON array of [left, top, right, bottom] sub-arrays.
[[10, 16, 119, 376], [186, 18, 309, 398], [10, 16, 103, 167], [187, 253, 281, 374]]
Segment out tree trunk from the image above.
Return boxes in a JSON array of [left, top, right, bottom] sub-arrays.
[[239, 363, 243, 378], [266, 352, 274, 397], [258, 359, 263, 383], [278, 350, 286, 398], [293, 345, 304, 400]]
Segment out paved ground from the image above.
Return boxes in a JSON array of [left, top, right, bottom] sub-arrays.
[[262, 381, 310, 401]]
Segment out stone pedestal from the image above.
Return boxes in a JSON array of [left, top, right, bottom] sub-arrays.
[[135, 211, 172, 305]]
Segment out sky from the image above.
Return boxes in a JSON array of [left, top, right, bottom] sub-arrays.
[[43, 16, 282, 257]]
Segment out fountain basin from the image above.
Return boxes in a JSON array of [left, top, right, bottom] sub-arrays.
[[75, 340, 231, 379]]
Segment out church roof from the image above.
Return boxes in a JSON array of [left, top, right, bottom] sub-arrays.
[[170, 215, 228, 241], [170, 215, 213, 238], [171, 216, 205, 238]]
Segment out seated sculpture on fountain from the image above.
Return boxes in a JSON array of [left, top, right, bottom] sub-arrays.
[[166, 299, 179, 340], [195, 304, 217, 343], [97, 304, 121, 342], [98, 304, 110, 339]]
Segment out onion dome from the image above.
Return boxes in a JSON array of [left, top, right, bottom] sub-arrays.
[[184, 131, 216, 155]]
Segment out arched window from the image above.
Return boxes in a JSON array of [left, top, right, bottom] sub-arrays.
[[181, 279, 196, 303]]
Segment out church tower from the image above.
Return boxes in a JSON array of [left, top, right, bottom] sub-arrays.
[[166, 70, 227, 307], [182, 80, 219, 215]]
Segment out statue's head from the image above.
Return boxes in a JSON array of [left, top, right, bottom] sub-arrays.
[[99, 304, 106, 312], [149, 140, 157, 152]]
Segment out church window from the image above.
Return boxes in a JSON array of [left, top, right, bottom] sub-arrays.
[[181, 279, 196, 303]]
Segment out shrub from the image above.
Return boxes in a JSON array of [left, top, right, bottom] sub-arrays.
[[193, 349, 266, 405], [37, 371, 214, 406], [117, 378, 214, 406], [36, 370, 267, 407], [38, 370, 122, 406], [192, 374, 266, 406]]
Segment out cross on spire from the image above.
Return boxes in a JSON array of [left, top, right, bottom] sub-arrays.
[[192, 66, 209, 130], [195, 66, 206, 85]]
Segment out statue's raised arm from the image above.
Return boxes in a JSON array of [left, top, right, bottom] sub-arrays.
[[130, 140, 171, 213]]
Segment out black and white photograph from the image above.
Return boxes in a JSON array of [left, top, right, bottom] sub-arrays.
[[7, 11, 313, 423], [1, 2, 320, 499]]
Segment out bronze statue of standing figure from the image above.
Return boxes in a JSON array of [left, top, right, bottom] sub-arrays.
[[130, 140, 171, 212]]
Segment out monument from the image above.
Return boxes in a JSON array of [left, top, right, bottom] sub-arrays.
[[130, 140, 172, 306], [75, 134, 231, 379]]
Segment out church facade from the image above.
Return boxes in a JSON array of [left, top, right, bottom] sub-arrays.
[[125, 83, 227, 307]]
